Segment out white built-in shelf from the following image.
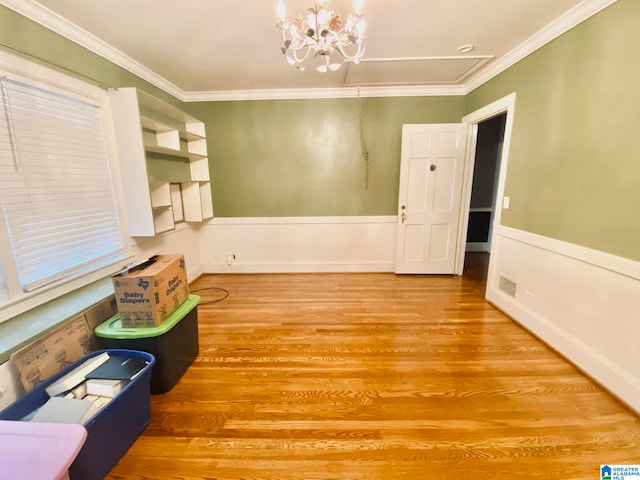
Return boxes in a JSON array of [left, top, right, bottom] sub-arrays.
[[109, 87, 213, 236], [152, 206, 176, 234], [139, 115, 173, 134], [170, 183, 185, 222], [149, 180, 172, 208], [181, 181, 214, 223]]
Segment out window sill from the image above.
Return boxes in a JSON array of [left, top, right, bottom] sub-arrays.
[[0, 278, 115, 364]]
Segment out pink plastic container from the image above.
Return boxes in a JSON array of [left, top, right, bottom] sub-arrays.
[[0, 420, 87, 480]]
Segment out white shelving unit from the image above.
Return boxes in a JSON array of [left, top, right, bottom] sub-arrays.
[[109, 88, 213, 236], [181, 182, 214, 222]]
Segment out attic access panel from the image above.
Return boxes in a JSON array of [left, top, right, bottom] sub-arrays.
[[343, 56, 494, 87]]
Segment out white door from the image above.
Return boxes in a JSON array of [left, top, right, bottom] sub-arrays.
[[395, 124, 468, 274]]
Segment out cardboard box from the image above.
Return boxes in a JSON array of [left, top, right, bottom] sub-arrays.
[[83, 296, 118, 330], [112, 254, 189, 328], [11, 315, 93, 392]]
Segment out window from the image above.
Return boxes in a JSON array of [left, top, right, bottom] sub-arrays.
[[0, 54, 127, 322]]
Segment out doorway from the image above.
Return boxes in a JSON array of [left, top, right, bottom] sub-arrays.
[[456, 93, 516, 294], [466, 113, 506, 254], [463, 113, 506, 287]]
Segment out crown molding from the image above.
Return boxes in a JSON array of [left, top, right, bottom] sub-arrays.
[[183, 84, 467, 102], [2, 0, 619, 102], [463, 0, 619, 94], [1, 0, 186, 100]]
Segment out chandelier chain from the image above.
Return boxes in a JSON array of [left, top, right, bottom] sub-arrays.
[[357, 77, 369, 190]]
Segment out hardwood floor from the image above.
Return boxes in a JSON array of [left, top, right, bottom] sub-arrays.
[[462, 251, 490, 293], [107, 273, 640, 480]]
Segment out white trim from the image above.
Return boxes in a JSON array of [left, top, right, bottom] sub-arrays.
[[209, 216, 398, 225], [204, 261, 395, 274], [456, 93, 516, 275], [486, 225, 640, 413], [183, 85, 467, 102], [200, 216, 398, 274], [464, 0, 618, 94], [354, 55, 494, 63], [2, 0, 616, 101], [0, 259, 130, 324], [489, 283, 640, 415], [498, 226, 640, 280], [0, 49, 101, 101], [1, 0, 184, 100]]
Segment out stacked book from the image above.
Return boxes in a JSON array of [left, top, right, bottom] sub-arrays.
[[23, 353, 148, 425]]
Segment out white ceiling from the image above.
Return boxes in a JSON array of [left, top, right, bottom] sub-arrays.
[[4, 0, 612, 100]]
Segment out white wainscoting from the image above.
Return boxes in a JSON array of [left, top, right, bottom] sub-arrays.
[[200, 216, 398, 273], [130, 222, 204, 282], [486, 225, 640, 414]]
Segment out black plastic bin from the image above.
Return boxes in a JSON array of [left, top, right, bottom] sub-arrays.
[[0, 349, 155, 480], [94, 294, 200, 394]]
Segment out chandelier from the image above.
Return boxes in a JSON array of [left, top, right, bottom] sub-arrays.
[[276, 0, 366, 73]]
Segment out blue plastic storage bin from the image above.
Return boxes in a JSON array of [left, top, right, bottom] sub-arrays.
[[0, 349, 155, 480]]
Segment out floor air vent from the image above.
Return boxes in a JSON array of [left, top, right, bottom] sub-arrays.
[[499, 275, 517, 297]]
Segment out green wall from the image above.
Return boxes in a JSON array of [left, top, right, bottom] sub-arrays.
[[466, 0, 640, 261], [0, 5, 179, 106], [186, 97, 464, 216], [2, 1, 637, 260], [1, 4, 464, 218]]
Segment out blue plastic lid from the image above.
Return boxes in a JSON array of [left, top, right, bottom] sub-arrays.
[[95, 294, 200, 339]]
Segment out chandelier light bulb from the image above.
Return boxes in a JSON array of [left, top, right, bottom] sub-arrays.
[[276, 0, 286, 22], [276, 0, 366, 72]]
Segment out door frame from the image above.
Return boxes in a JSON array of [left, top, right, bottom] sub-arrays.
[[453, 93, 517, 275]]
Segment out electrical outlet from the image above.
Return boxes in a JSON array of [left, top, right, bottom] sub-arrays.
[[226, 254, 236, 265]]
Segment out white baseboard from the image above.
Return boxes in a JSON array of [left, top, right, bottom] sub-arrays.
[[204, 261, 395, 274], [486, 226, 640, 414], [200, 216, 398, 273], [130, 222, 205, 282]]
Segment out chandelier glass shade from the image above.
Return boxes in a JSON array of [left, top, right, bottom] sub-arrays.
[[276, 0, 366, 73]]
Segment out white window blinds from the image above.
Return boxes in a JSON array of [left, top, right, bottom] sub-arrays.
[[0, 75, 125, 292]]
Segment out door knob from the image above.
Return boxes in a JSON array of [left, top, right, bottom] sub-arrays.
[[430, 164, 437, 171]]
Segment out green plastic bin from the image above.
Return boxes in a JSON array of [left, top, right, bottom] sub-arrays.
[[95, 294, 200, 393]]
